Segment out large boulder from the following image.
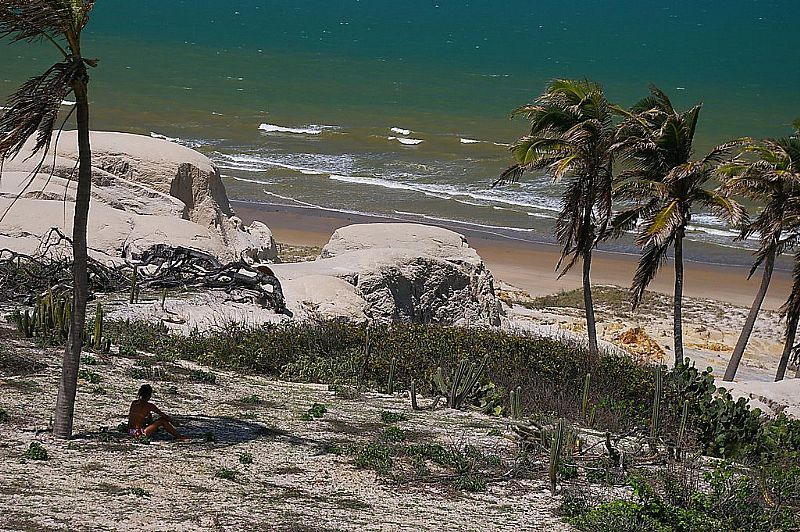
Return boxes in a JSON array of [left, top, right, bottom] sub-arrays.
[[0, 131, 277, 262], [273, 223, 501, 326]]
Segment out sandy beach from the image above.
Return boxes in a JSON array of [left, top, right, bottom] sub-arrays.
[[232, 201, 793, 311]]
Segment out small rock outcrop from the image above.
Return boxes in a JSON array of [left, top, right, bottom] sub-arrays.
[[274, 223, 501, 326]]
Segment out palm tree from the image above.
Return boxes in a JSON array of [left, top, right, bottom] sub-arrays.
[[0, 1, 97, 438], [497, 79, 617, 357], [612, 86, 744, 367], [718, 125, 800, 381]]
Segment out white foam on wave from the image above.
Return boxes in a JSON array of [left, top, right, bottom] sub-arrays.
[[230, 176, 274, 185], [61, 100, 76, 106], [493, 142, 512, 147], [394, 210, 537, 234], [390, 127, 411, 135], [258, 123, 337, 135], [388, 136, 424, 145], [326, 172, 561, 214], [149, 131, 207, 149], [460, 138, 481, 144], [214, 153, 342, 176]]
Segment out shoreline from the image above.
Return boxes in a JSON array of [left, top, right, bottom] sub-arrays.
[[232, 200, 793, 311]]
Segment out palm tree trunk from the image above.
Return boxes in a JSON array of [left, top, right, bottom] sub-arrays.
[[583, 249, 599, 357], [673, 229, 685, 367], [776, 311, 798, 382], [723, 248, 776, 381], [53, 79, 91, 439]]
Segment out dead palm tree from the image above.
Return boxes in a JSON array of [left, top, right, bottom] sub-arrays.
[[612, 86, 744, 367], [718, 125, 800, 381], [497, 79, 618, 358], [0, 0, 97, 438]]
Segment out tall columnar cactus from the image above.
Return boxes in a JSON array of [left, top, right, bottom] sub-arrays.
[[432, 356, 488, 409], [650, 366, 663, 452], [387, 357, 397, 395], [549, 418, 565, 495], [510, 386, 522, 420], [410, 380, 419, 410], [581, 373, 591, 422], [676, 399, 690, 460], [93, 302, 104, 352]]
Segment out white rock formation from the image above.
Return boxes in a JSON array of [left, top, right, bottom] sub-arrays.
[[0, 131, 276, 262], [273, 223, 501, 325]]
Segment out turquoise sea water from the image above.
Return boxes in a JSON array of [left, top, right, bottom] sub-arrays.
[[1, 1, 799, 264]]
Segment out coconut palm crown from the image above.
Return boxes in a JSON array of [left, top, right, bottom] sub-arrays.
[[497, 79, 618, 357], [718, 124, 800, 380], [0, 0, 97, 439], [612, 86, 744, 366]]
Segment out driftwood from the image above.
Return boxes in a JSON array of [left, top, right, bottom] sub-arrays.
[[136, 244, 285, 312], [0, 228, 285, 312]]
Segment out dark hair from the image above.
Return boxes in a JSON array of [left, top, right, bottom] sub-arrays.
[[137, 384, 153, 400]]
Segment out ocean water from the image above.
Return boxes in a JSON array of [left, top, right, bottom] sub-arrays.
[[1, 0, 798, 266]]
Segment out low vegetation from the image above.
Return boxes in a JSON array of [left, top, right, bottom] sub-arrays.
[[95, 318, 800, 528]]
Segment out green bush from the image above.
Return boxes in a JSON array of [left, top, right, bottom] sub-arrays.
[[103, 319, 656, 432], [24, 442, 48, 461], [190, 369, 216, 384], [238, 452, 253, 465], [214, 467, 238, 481], [380, 411, 408, 424], [567, 466, 800, 532], [0, 406, 8, 423], [78, 368, 101, 384]]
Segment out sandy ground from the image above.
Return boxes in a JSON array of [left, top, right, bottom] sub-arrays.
[[0, 324, 569, 532]]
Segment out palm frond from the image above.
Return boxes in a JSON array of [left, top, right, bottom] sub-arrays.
[[0, 61, 77, 159], [631, 238, 673, 308]]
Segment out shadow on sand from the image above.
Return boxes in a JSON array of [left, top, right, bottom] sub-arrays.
[[76, 415, 313, 447]]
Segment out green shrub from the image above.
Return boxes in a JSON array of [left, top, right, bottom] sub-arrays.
[[202, 431, 216, 442], [118, 345, 138, 357], [214, 467, 238, 481], [380, 411, 408, 424], [240, 394, 263, 405], [24, 442, 48, 461], [308, 403, 327, 418], [238, 452, 253, 465], [81, 355, 97, 365], [0, 406, 8, 423], [77, 368, 101, 384], [354, 443, 393, 474], [190, 369, 216, 384], [126, 487, 150, 497], [382, 426, 407, 442]]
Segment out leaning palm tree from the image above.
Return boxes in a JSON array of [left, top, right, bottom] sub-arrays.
[[497, 79, 617, 357], [0, 0, 97, 438], [612, 86, 744, 367], [718, 125, 800, 381]]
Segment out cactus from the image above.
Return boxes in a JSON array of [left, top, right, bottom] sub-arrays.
[[580, 373, 591, 421], [432, 357, 488, 409], [676, 399, 690, 460], [510, 386, 522, 420], [410, 379, 419, 410], [93, 302, 104, 352], [386, 357, 396, 394], [357, 324, 371, 389], [130, 265, 139, 304], [549, 418, 565, 495], [650, 365, 663, 453]]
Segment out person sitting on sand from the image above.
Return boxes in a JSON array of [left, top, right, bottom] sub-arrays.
[[127, 384, 188, 441]]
